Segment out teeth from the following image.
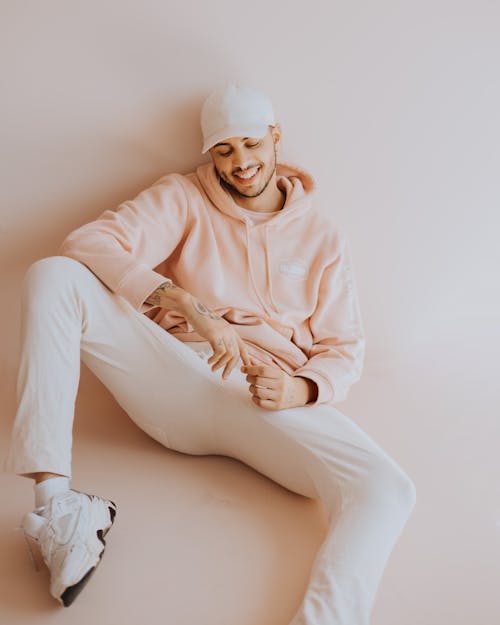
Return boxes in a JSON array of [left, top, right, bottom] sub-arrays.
[[235, 166, 259, 179]]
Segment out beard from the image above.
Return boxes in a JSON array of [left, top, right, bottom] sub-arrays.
[[216, 149, 277, 199]]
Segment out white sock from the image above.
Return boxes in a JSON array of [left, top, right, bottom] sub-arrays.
[[34, 476, 71, 508]]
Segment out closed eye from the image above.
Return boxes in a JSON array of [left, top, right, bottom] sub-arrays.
[[217, 141, 261, 156]]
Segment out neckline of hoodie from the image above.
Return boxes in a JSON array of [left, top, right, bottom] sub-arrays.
[[238, 206, 282, 218], [192, 161, 314, 227]]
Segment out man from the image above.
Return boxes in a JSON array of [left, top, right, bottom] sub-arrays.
[[4, 83, 416, 624]]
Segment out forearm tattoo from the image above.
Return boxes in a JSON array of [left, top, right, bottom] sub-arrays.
[[145, 281, 178, 306], [191, 296, 221, 320]]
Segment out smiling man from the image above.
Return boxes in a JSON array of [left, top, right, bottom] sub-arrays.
[[4, 83, 416, 624], [211, 131, 285, 213]]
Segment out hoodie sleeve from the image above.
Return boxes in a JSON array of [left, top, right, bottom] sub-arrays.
[[291, 230, 365, 406], [57, 173, 190, 314]]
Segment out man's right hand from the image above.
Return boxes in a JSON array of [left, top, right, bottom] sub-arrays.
[[145, 282, 252, 379], [181, 294, 253, 379]]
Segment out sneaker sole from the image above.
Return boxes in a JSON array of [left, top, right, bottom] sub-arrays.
[[59, 500, 117, 607]]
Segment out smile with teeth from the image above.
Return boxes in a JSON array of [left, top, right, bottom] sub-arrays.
[[234, 166, 260, 181]]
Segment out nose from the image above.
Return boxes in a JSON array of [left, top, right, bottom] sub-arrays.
[[232, 146, 256, 172]]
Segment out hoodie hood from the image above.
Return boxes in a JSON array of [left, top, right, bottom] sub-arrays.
[[195, 160, 317, 225]]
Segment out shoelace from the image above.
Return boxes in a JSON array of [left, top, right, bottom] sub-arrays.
[[14, 526, 41, 572]]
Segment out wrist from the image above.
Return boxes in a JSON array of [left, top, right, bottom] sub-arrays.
[[295, 376, 319, 404], [168, 286, 191, 312], [146, 282, 190, 312]]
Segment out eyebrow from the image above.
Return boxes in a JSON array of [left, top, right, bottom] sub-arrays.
[[213, 137, 251, 148]]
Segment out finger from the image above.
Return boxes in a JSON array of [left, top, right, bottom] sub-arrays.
[[222, 351, 239, 379], [215, 335, 247, 376], [251, 396, 278, 411], [207, 337, 226, 365], [211, 343, 236, 371], [240, 344, 252, 366], [236, 336, 252, 366], [212, 336, 240, 372], [249, 384, 276, 400], [241, 365, 279, 378], [247, 374, 281, 389]]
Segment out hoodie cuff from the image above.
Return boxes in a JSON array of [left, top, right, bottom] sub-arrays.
[[291, 368, 334, 406], [115, 263, 173, 313]]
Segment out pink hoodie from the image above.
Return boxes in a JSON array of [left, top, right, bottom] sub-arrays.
[[58, 161, 365, 407]]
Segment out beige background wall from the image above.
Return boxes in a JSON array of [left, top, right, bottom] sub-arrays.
[[1, 1, 498, 624]]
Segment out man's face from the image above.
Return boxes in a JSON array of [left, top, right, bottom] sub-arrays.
[[209, 125, 281, 200]]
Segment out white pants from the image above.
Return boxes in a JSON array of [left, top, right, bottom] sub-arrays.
[[3, 256, 416, 625]]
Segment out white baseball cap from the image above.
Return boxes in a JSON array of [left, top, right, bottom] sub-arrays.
[[200, 83, 276, 154]]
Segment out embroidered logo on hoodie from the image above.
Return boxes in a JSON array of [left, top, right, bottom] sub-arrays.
[[278, 258, 308, 281]]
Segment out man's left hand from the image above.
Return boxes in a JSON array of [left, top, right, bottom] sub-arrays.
[[240, 363, 318, 410]]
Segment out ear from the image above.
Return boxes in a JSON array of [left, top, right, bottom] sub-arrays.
[[271, 123, 282, 145]]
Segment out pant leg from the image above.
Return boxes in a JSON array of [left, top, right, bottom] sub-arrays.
[[210, 378, 417, 625], [4, 255, 416, 625], [129, 306, 417, 625], [3, 255, 228, 477]]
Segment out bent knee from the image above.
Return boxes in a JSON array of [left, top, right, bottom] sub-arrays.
[[24, 255, 93, 289], [391, 465, 417, 510], [27, 254, 86, 275], [354, 456, 417, 511]]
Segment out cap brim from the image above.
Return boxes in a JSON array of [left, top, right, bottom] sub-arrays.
[[201, 123, 271, 154]]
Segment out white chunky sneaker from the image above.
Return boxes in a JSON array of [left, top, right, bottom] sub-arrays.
[[20, 488, 117, 606]]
